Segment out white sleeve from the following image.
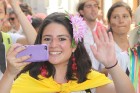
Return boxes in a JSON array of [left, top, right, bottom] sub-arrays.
[[8, 32, 24, 44]]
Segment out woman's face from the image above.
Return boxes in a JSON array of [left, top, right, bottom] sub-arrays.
[[109, 7, 132, 36], [41, 22, 75, 65]]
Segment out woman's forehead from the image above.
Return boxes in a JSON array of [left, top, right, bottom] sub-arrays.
[[111, 7, 130, 15], [42, 23, 70, 36]]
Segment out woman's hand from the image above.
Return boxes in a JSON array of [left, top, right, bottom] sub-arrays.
[[90, 26, 117, 67], [6, 43, 30, 77]]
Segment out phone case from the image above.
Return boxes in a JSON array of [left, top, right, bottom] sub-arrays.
[[16, 44, 49, 62]]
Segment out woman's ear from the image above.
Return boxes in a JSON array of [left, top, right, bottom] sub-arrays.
[[72, 46, 77, 53]]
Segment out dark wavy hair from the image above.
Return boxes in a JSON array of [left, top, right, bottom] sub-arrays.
[[18, 12, 92, 83]]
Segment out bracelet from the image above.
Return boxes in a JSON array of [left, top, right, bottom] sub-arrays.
[[105, 61, 118, 69]]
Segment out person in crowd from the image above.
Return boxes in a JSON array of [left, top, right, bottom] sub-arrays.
[[97, 9, 107, 26], [77, 0, 133, 77], [0, 0, 37, 79], [31, 17, 43, 32], [8, 10, 24, 35], [1, 15, 12, 32], [0, 12, 135, 93], [6, 0, 37, 44], [107, 1, 132, 76], [77, 0, 106, 71], [33, 13, 47, 20], [128, 5, 140, 93]]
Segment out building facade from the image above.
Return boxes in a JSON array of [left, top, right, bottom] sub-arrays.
[[21, 0, 139, 17]]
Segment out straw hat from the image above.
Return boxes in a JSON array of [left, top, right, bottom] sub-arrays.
[[128, 5, 140, 48]]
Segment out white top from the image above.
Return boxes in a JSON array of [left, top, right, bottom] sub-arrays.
[[115, 43, 130, 72], [108, 43, 130, 79], [8, 32, 24, 43], [8, 25, 24, 35], [84, 22, 104, 71]]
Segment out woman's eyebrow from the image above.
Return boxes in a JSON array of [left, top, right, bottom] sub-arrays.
[[42, 35, 71, 38], [42, 35, 52, 37], [58, 35, 71, 38]]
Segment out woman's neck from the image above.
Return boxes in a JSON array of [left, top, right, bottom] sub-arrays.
[[113, 34, 129, 51], [53, 63, 68, 84]]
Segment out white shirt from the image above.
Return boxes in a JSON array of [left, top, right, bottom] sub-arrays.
[[8, 25, 24, 35], [84, 22, 104, 71], [8, 32, 24, 43], [108, 43, 130, 79], [115, 43, 130, 72]]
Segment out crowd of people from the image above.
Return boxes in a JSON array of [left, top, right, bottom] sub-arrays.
[[0, 0, 139, 93]]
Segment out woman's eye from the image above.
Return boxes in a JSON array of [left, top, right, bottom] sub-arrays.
[[113, 16, 119, 19], [59, 38, 66, 41], [124, 15, 128, 18], [44, 38, 51, 41]]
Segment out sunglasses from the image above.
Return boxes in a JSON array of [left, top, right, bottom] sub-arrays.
[[8, 18, 15, 21]]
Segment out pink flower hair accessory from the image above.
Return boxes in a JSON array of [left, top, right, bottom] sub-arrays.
[[66, 13, 88, 48]]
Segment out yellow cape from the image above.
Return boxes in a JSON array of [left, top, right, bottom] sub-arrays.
[[11, 70, 112, 93]]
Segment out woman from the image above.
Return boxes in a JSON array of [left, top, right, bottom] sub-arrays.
[[0, 0, 37, 78], [107, 1, 132, 75], [0, 12, 134, 93]]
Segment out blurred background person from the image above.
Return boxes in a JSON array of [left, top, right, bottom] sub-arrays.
[[107, 1, 132, 73], [128, 5, 140, 93], [8, 10, 23, 35], [77, 0, 106, 72], [97, 9, 107, 26], [30, 17, 43, 32]]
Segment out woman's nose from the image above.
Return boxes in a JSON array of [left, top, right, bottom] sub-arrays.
[[119, 17, 124, 23], [49, 39, 59, 47]]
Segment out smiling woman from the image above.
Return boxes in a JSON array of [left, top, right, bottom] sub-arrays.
[[0, 12, 135, 93]]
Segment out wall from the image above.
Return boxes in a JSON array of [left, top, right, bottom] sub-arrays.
[[22, 0, 139, 15]]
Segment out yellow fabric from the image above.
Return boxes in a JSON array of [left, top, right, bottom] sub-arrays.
[[11, 70, 112, 93], [1, 32, 12, 52]]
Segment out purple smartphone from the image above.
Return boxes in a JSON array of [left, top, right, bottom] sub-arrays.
[[16, 44, 49, 62]]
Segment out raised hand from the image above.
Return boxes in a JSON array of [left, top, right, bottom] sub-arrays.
[[90, 26, 117, 68], [6, 44, 30, 77], [6, 0, 17, 5]]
